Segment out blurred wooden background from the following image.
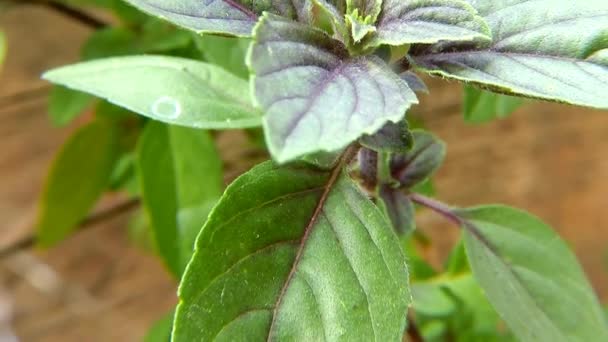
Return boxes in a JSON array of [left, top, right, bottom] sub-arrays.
[[1, 4, 607, 341]]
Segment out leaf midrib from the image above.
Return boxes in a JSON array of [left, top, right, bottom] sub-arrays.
[[266, 147, 357, 341], [462, 219, 567, 339]]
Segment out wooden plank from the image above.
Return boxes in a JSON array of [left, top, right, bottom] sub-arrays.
[[0, 4, 92, 97], [2, 210, 176, 341]]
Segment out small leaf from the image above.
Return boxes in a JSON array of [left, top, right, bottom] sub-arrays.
[[369, 0, 491, 48], [390, 130, 446, 188], [36, 120, 117, 247], [81, 28, 137, 60], [137, 19, 193, 53], [43, 56, 262, 129], [347, 0, 382, 22], [137, 122, 223, 277], [411, 0, 608, 109], [378, 185, 416, 235], [193, 34, 250, 78], [48, 85, 94, 126], [459, 205, 608, 342], [463, 85, 523, 123], [249, 14, 417, 162], [124, 0, 307, 37], [400, 71, 429, 94], [174, 161, 410, 340], [360, 121, 413, 153], [0, 30, 6, 69], [346, 12, 377, 43]]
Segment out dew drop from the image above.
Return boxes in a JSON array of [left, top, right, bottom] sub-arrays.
[[151, 96, 182, 119]]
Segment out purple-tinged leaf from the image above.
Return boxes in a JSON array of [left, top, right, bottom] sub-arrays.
[[411, 0, 608, 109], [249, 13, 418, 162], [124, 0, 310, 37], [390, 130, 445, 188], [400, 71, 429, 94], [360, 121, 413, 153], [358, 148, 378, 189], [368, 0, 491, 48], [379, 185, 416, 235]]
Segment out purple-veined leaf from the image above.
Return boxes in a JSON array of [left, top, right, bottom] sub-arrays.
[[390, 130, 445, 188], [378, 185, 416, 235], [411, 0, 608, 109], [368, 0, 491, 48], [124, 0, 310, 36], [360, 121, 413, 153], [249, 13, 417, 162], [401, 71, 429, 93]]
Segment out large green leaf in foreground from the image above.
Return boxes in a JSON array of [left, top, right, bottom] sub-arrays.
[[459, 206, 608, 342], [43, 56, 262, 129], [174, 161, 410, 341], [412, 0, 608, 109]]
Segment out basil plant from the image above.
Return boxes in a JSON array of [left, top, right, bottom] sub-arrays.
[[41, 0, 608, 341]]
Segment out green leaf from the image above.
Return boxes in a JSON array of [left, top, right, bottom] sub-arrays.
[[124, 0, 307, 37], [390, 130, 445, 188], [43, 56, 262, 129], [174, 161, 410, 340], [458, 205, 608, 342], [144, 310, 174, 342], [137, 122, 223, 277], [249, 14, 417, 162], [347, 0, 382, 22], [137, 19, 193, 53], [346, 11, 377, 43], [48, 85, 94, 126], [0, 30, 6, 69], [194, 34, 250, 79], [81, 24, 192, 61], [36, 120, 117, 247], [463, 85, 523, 123], [368, 0, 491, 48], [413, 273, 512, 340], [412, 0, 608, 109], [81, 28, 137, 60]]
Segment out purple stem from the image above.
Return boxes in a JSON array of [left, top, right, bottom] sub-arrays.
[[224, 0, 257, 20], [408, 193, 462, 226]]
